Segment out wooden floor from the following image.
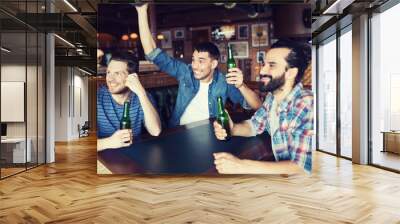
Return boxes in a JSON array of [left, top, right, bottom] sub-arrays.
[[1, 135, 400, 223], [1, 163, 45, 178], [1, 167, 26, 178]]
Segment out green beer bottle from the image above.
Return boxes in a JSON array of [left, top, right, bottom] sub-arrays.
[[227, 45, 236, 70], [216, 96, 231, 141], [120, 101, 131, 130]]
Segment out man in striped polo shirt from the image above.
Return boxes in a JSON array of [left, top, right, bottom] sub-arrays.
[[97, 52, 161, 151]]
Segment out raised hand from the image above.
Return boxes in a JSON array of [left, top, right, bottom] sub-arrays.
[[135, 2, 148, 12], [226, 68, 244, 89]]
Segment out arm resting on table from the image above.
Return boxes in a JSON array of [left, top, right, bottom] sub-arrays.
[[231, 120, 257, 137], [97, 137, 111, 152], [239, 160, 304, 175]]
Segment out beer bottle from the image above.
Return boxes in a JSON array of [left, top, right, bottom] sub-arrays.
[[216, 96, 231, 141], [120, 101, 131, 130], [227, 45, 236, 70]]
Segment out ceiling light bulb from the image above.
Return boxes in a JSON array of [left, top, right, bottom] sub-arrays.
[[157, 34, 165, 40], [121, 34, 129, 41], [130, 33, 138, 39]]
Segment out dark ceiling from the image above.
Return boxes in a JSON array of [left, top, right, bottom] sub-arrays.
[[1, 0, 390, 74], [98, 3, 274, 37]]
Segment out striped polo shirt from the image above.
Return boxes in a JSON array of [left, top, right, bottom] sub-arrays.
[[97, 85, 154, 139]]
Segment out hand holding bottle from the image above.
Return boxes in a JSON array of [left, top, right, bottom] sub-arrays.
[[226, 68, 244, 89], [214, 97, 234, 141], [107, 129, 133, 149], [213, 120, 233, 141]]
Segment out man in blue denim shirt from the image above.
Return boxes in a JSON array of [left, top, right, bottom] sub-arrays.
[[136, 4, 262, 127]]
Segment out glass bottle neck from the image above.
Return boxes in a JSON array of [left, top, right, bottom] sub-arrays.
[[122, 102, 130, 118], [217, 97, 224, 114], [228, 47, 233, 58]]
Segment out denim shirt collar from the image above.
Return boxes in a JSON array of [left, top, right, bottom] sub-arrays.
[[190, 65, 221, 92]]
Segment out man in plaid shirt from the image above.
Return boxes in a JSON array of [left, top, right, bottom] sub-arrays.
[[213, 39, 313, 174]]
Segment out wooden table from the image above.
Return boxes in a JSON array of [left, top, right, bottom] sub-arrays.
[[381, 131, 400, 154], [97, 120, 274, 175]]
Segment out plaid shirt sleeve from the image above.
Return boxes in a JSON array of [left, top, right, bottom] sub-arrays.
[[288, 95, 314, 173], [250, 99, 271, 135]]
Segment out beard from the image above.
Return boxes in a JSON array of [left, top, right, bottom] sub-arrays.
[[259, 73, 286, 93]]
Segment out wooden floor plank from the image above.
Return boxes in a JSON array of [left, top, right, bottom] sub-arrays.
[[0, 135, 399, 223]]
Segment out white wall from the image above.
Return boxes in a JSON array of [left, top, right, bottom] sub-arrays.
[[1, 65, 26, 82], [0, 65, 37, 136], [1, 65, 26, 140], [55, 66, 68, 141], [54, 66, 89, 141], [1, 63, 46, 164]]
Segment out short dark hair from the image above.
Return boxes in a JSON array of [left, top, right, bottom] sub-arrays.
[[109, 51, 139, 74], [193, 42, 220, 61], [271, 39, 311, 85]]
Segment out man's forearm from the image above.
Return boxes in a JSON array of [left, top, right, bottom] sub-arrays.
[[97, 138, 110, 151], [137, 9, 156, 55], [239, 160, 304, 174], [137, 93, 161, 136], [231, 120, 256, 137], [238, 84, 262, 110]]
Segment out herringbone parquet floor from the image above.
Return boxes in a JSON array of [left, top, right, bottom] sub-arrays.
[[1, 135, 400, 223]]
